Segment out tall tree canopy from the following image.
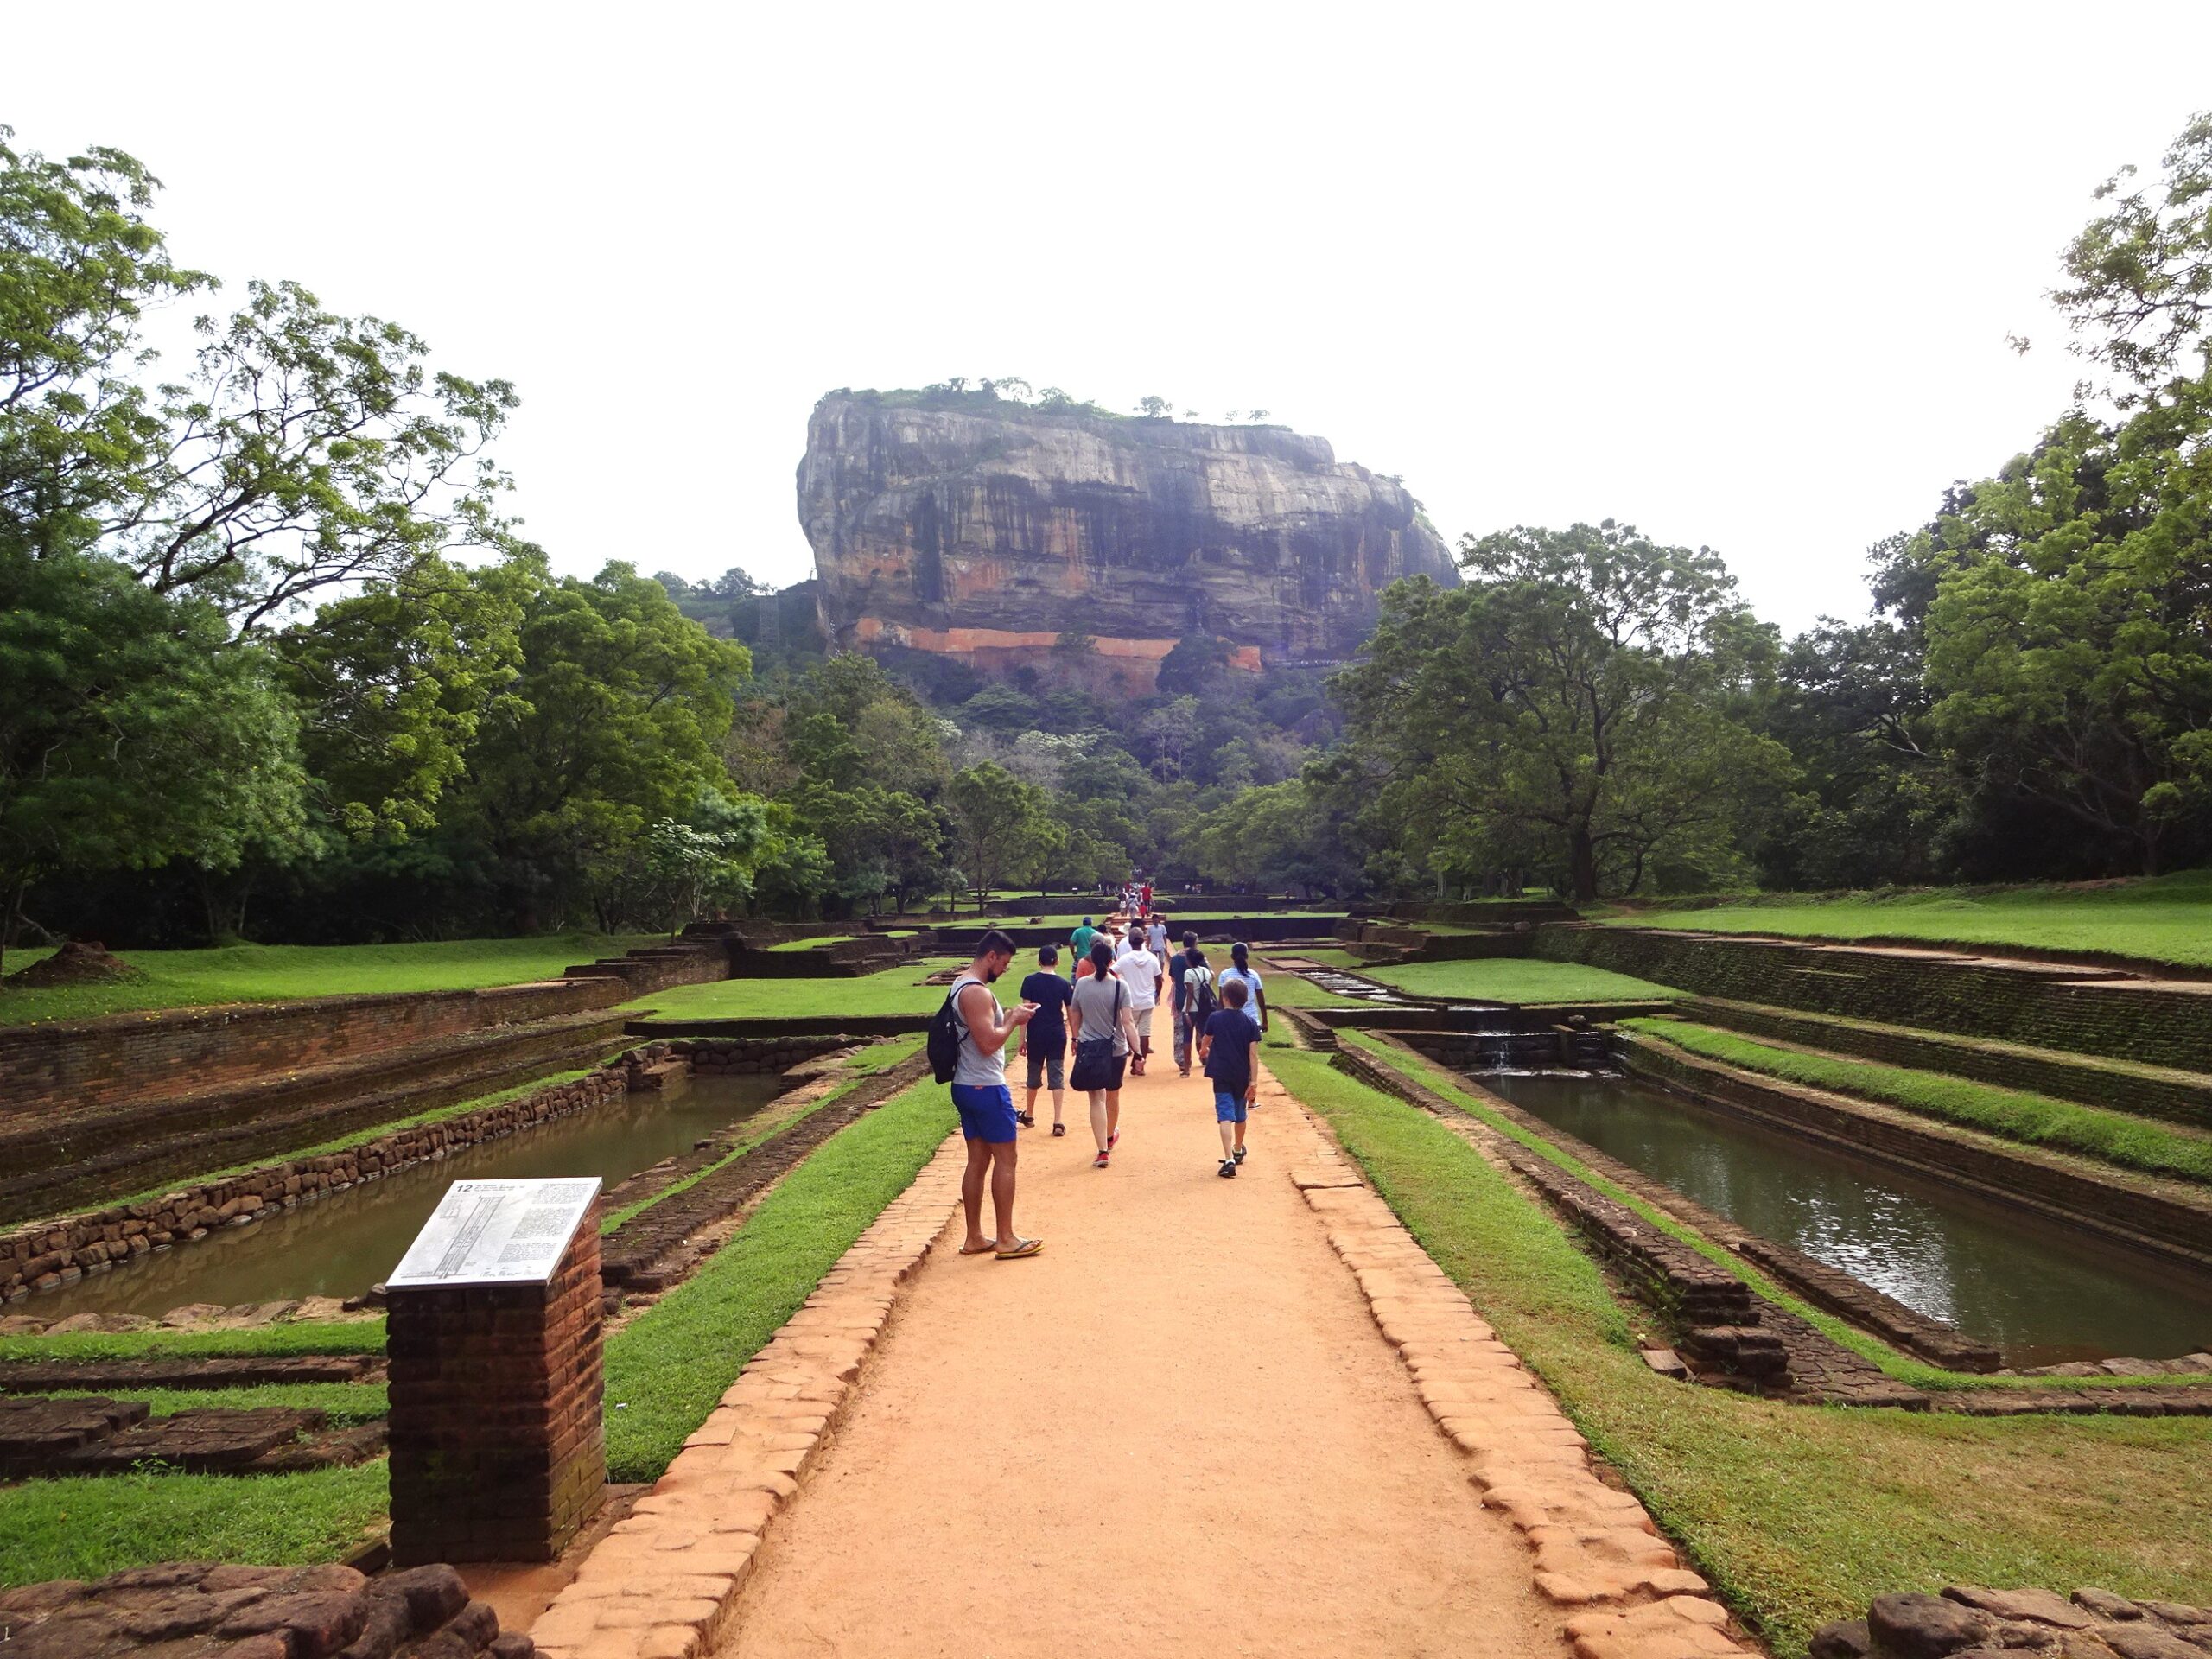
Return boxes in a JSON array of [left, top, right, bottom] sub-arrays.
[[1333, 523, 1791, 900]]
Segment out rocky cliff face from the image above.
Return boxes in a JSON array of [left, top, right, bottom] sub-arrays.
[[798, 394, 1456, 690]]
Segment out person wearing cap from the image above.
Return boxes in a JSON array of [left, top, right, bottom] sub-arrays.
[[1217, 942, 1268, 1039]]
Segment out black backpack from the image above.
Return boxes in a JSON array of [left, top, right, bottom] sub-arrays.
[[927, 981, 968, 1084]]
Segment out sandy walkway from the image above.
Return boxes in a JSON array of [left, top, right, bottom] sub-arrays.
[[716, 1049, 1569, 1659]]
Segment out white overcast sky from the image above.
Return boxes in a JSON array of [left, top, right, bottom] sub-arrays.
[[11, 2, 2210, 634]]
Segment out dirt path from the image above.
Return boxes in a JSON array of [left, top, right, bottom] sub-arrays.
[[717, 1048, 1570, 1659]]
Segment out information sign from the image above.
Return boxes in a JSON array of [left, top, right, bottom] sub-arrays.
[[387, 1177, 601, 1289]]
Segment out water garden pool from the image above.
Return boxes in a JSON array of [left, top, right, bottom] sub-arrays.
[[35, 1075, 785, 1319], [1481, 1071, 2212, 1368]]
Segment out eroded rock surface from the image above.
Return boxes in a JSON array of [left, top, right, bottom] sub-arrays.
[[799, 394, 1457, 688]]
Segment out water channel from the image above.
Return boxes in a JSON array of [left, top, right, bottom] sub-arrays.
[[1481, 1071, 2212, 1367], [37, 1075, 785, 1319]]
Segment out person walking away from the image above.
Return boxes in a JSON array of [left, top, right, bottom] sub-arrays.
[[1119, 933, 1162, 1074], [1173, 940, 1216, 1078], [1071, 915, 1098, 963], [1217, 943, 1269, 1041], [1069, 940, 1139, 1167], [1198, 977, 1262, 1178], [947, 930, 1041, 1259], [1167, 931, 1199, 1076], [1017, 944, 1074, 1135]]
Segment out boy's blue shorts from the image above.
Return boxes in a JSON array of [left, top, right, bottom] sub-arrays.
[[1214, 1090, 1248, 1123], [951, 1083, 1019, 1141]]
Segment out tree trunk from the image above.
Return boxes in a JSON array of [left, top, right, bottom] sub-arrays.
[[1567, 827, 1599, 903]]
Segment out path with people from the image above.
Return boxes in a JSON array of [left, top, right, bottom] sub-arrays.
[[713, 1051, 1573, 1659]]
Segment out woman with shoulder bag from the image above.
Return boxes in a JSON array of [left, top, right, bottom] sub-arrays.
[[1068, 939, 1140, 1168]]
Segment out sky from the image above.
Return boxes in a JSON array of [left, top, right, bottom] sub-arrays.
[[12, 2, 2211, 635]]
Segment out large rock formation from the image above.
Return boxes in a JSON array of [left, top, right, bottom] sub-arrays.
[[798, 393, 1456, 690]]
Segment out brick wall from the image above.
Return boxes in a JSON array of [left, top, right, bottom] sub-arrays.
[[0, 1010, 629, 1225], [0, 1067, 629, 1304], [0, 979, 623, 1116], [388, 1223, 605, 1564], [1536, 925, 2212, 1072]]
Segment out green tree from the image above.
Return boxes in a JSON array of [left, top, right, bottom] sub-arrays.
[[2051, 109, 2212, 397], [946, 762, 1051, 906], [1917, 387, 2212, 874], [1332, 524, 1792, 900], [278, 555, 527, 839], [456, 557, 750, 928], [0, 550, 306, 962]]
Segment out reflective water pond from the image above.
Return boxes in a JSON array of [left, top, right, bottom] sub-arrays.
[[36, 1075, 785, 1319], [1482, 1071, 2212, 1367]]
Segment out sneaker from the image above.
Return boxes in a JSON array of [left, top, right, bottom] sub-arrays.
[[1108, 1129, 1120, 1151], [1218, 1159, 1236, 1179], [1094, 1150, 1110, 1169], [1233, 1146, 1247, 1165]]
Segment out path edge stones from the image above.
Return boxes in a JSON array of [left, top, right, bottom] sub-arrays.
[[527, 1134, 964, 1659], [1265, 1065, 1758, 1659]]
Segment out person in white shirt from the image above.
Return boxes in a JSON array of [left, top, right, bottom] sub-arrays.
[[1119, 939, 1163, 1074], [1146, 916, 1169, 958], [1217, 942, 1268, 1037]]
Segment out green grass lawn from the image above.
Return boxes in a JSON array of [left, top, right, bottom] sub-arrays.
[[1624, 1020, 2212, 1185], [44, 1381, 390, 1426], [626, 958, 1016, 1020], [601, 1076, 952, 1482], [1268, 1046, 2212, 1658], [0, 1461, 390, 1586], [0, 1319, 386, 1366], [0, 933, 658, 1027], [1613, 871, 2212, 969], [1363, 957, 1681, 1004]]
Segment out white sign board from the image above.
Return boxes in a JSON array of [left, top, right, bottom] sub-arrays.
[[387, 1178, 602, 1290]]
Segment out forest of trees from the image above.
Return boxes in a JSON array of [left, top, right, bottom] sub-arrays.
[[4, 111, 2209, 954]]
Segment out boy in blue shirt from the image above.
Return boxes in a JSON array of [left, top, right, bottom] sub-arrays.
[[1016, 944, 1075, 1135], [1198, 977, 1261, 1179]]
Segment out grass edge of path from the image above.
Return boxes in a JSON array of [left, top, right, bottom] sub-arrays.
[[1263, 1045, 2212, 1659], [600, 1076, 950, 1482]]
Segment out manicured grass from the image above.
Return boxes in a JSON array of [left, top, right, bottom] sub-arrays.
[[1273, 947, 1370, 969], [45, 1382, 390, 1425], [1612, 871, 2212, 969], [626, 958, 1015, 1020], [767, 935, 856, 951], [0, 1461, 390, 1586], [0, 933, 656, 1027], [1363, 957, 1680, 1003], [1624, 1020, 2212, 1185], [1268, 1046, 2212, 1657], [601, 1077, 951, 1482], [0, 1319, 386, 1365]]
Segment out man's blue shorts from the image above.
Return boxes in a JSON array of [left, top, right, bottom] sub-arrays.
[[1214, 1089, 1249, 1124], [951, 1083, 1020, 1142]]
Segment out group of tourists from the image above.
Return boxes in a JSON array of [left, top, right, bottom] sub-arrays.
[[934, 889, 1271, 1261]]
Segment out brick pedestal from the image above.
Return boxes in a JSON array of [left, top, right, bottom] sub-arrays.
[[386, 1221, 605, 1564]]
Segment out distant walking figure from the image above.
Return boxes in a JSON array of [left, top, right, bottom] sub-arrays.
[[946, 930, 1041, 1260], [1171, 936, 1215, 1077], [1119, 934, 1162, 1074], [1069, 940, 1140, 1167]]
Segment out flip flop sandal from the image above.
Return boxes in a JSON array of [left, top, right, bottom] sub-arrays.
[[1016, 1110, 1035, 1127], [957, 1242, 998, 1255], [1052, 1123, 1066, 1136], [995, 1237, 1044, 1260]]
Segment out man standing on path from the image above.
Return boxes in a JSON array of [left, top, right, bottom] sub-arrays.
[[950, 930, 1042, 1260], [1146, 912, 1169, 959]]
